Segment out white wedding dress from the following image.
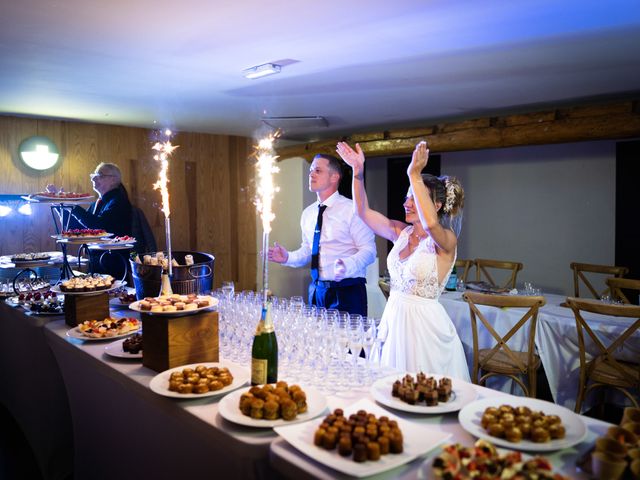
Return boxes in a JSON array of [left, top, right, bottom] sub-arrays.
[[378, 226, 470, 381]]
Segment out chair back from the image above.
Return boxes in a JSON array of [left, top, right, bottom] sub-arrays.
[[474, 258, 523, 289], [566, 297, 640, 411], [455, 259, 475, 283], [570, 262, 628, 299], [463, 291, 545, 396], [378, 279, 390, 300], [131, 206, 157, 254], [606, 277, 640, 305]]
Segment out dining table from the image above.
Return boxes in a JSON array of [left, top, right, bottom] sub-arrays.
[[439, 290, 640, 412], [1, 292, 617, 480]]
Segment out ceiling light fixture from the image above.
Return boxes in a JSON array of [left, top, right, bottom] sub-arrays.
[[243, 63, 281, 79]]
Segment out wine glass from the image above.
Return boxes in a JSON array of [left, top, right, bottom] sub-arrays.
[[347, 314, 364, 385], [221, 281, 234, 301], [361, 317, 376, 384]]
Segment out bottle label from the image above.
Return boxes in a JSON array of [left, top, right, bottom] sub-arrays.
[[251, 358, 268, 385]]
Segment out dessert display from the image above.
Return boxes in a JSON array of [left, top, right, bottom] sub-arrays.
[[168, 365, 233, 394], [118, 292, 137, 304], [61, 228, 108, 238], [32, 190, 92, 199], [433, 439, 569, 479], [60, 274, 114, 292], [10, 252, 51, 262], [77, 317, 139, 338], [577, 407, 640, 479], [111, 235, 136, 243], [122, 334, 142, 354], [480, 405, 566, 443], [18, 290, 64, 314], [135, 294, 214, 313], [238, 382, 307, 421], [391, 373, 452, 406], [313, 408, 404, 463]]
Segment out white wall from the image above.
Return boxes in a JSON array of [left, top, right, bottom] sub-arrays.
[[369, 140, 617, 295]]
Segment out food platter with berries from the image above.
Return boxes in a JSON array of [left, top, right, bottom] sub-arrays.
[[66, 317, 140, 341], [458, 397, 587, 452], [273, 397, 451, 477], [28, 191, 94, 202], [52, 229, 113, 242], [6, 290, 64, 315]]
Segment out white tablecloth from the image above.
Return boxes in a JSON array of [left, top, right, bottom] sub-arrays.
[[439, 291, 640, 412]]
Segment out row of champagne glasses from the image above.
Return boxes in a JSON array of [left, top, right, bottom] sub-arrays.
[[213, 288, 390, 393]]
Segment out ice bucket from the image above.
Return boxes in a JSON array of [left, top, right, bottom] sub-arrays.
[[130, 251, 215, 299]]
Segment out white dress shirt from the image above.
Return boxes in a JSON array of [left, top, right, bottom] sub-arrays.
[[284, 191, 376, 281]]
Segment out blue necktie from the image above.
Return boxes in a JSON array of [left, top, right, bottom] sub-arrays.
[[310, 204, 327, 282]]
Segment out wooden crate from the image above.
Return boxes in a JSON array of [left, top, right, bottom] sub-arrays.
[[65, 293, 110, 327], [141, 311, 219, 372]]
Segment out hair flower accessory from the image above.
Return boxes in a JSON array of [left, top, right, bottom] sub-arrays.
[[443, 178, 456, 213]]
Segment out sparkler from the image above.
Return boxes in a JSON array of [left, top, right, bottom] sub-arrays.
[[152, 129, 178, 278], [254, 133, 280, 307]]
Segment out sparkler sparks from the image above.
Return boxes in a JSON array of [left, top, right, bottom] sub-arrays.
[[254, 133, 280, 306], [255, 134, 280, 234], [151, 129, 178, 278]]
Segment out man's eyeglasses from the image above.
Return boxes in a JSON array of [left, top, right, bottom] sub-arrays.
[[89, 173, 115, 180]]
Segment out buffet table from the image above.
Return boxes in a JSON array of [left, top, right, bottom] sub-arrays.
[[0, 301, 73, 480], [439, 291, 640, 412], [0, 298, 618, 480]]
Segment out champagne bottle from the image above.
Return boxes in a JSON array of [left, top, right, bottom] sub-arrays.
[[251, 302, 278, 385]]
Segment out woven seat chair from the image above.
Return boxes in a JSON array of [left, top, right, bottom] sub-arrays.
[[455, 259, 475, 283], [566, 297, 640, 413], [474, 258, 523, 289], [570, 262, 628, 300], [463, 291, 546, 397], [605, 277, 640, 305]]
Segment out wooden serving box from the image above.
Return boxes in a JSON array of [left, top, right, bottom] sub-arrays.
[[141, 310, 219, 372], [65, 292, 110, 327]]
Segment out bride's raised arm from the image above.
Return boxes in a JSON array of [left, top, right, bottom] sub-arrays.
[[407, 142, 457, 254], [336, 142, 405, 242]]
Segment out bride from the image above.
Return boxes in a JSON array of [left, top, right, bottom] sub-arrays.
[[336, 140, 470, 380]]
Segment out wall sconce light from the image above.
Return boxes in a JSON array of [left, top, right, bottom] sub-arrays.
[[18, 136, 61, 171]]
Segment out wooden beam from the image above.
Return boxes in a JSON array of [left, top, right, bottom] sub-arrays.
[[275, 100, 640, 160]]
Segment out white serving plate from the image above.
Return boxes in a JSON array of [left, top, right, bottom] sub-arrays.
[[458, 396, 588, 452], [129, 296, 218, 316], [52, 280, 125, 296], [371, 373, 478, 414], [66, 324, 140, 342], [149, 363, 250, 399], [104, 337, 142, 359], [274, 397, 451, 478], [218, 385, 328, 428]]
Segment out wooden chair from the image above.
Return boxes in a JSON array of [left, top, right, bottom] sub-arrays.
[[378, 279, 390, 300], [570, 262, 628, 300], [474, 258, 523, 289], [606, 277, 640, 305], [455, 259, 475, 283], [463, 292, 546, 397], [566, 297, 640, 413]]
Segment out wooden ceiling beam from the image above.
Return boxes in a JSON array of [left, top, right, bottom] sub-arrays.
[[275, 100, 640, 161]]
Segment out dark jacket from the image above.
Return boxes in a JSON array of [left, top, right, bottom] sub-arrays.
[[70, 185, 133, 237]]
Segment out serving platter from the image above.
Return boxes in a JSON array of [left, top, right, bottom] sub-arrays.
[[370, 373, 478, 414], [129, 296, 218, 316], [274, 397, 451, 477], [458, 397, 588, 452], [66, 324, 140, 342], [218, 386, 328, 428], [104, 337, 143, 359], [149, 362, 250, 399], [51, 280, 125, 296]]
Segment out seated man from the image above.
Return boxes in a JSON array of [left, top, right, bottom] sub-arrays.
[[64, 162, 134, 279]]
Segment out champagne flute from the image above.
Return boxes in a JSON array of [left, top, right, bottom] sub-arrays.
[[347, 314, 364, 385], [361, 317, 376, 384], [221, 281, 234, 301]]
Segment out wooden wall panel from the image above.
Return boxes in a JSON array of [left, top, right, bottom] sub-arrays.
[[0, 115, 255, 289]]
